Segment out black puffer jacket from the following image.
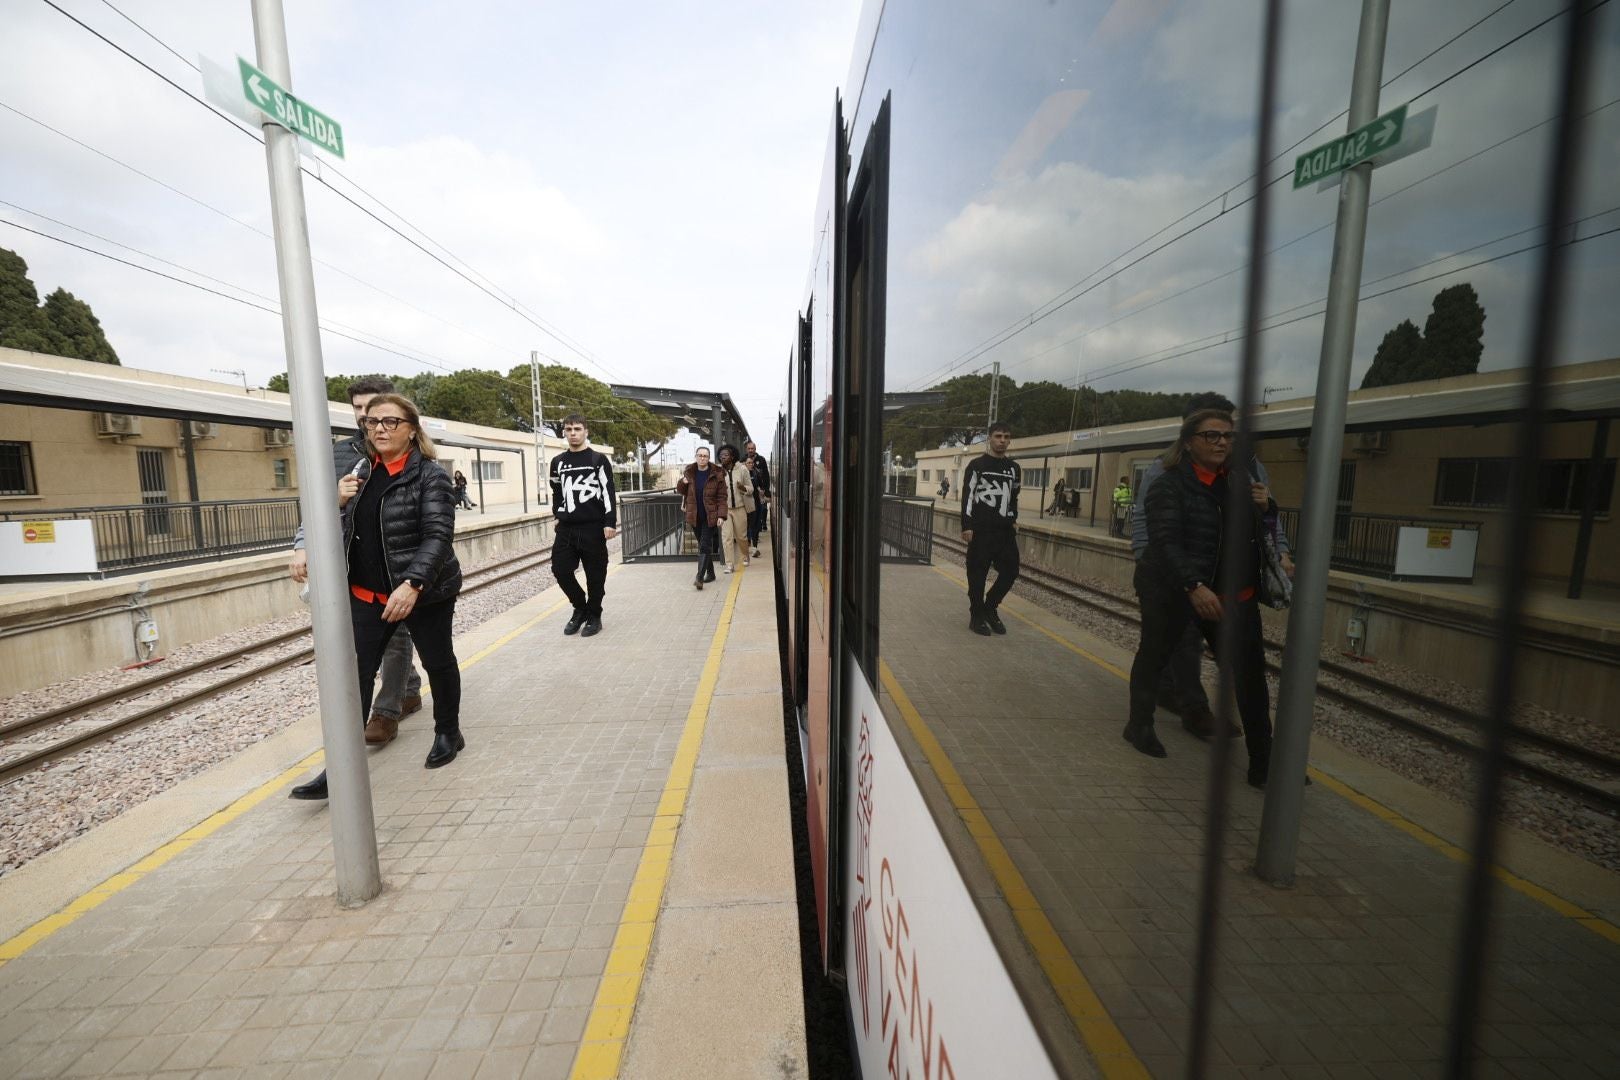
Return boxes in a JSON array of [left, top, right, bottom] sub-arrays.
[[1142, 458, 1262, 594], [342, 450, 463, 604]]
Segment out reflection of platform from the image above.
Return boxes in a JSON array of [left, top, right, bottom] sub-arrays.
[[878, 562, 1620, 1077]]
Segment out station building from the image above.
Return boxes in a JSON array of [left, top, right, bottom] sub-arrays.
[[917, 358, 1620, 593]]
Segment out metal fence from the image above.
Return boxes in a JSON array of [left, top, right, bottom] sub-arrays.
[[619, 490, 695, 561], [0, 498, 303, 573], [879, 495, 933, 563], [1274, 507, 1481, 579]]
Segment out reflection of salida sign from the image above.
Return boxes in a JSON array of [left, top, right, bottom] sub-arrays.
[[1293, 103, 1406, 188]]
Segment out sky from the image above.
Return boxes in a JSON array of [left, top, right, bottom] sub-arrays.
[[0, 0, 865, 445]]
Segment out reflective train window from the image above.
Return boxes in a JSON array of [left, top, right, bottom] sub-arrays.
[[834, 0, 1620, 1076]]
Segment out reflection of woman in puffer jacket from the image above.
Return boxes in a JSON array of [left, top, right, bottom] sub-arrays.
[[676, 446, 728, 590], [288, 393, 465, 802]]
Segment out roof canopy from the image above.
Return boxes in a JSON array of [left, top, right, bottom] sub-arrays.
[[610, 384, 749, 445]]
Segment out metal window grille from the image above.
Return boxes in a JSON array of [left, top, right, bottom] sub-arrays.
[[0, 441, 36, 495], [136, 447, 170, 536]]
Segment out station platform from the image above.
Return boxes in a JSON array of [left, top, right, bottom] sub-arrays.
[[878, 562, 1620, 1079], [0, 550, 803, 1079]]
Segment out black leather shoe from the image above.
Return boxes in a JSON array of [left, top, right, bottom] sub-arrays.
[[564, 612, 585, 636], [289, 770, 328, 800], [581, 617, 602, 638], [969, 617, 992, 636], [985, 612, 1007, 635], [425, 731, 465, 769], [694, 577, 704, 590], [1122, 724, 1168, 758]]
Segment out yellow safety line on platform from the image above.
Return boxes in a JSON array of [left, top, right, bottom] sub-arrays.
[[929, 562, 1620, 947], [0, 574, 590, 970], [877, 659, 1150, 1080], [570, 565, 746, 1080]]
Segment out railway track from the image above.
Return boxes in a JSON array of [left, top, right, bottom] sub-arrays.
[[930, 535, 1620, 812], [0, 545, 558, 785]]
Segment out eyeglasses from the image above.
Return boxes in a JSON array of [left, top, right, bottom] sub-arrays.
[[361, 416, 409, 431], [1194, 430, 1236, 444]]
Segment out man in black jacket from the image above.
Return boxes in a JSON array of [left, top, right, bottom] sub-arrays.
[[550, 415, 618, 637], [744, 440, 769, 557], [960, 422, 1021, 636]]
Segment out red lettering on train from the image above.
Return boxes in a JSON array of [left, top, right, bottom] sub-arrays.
[[875, 856, 953, 1078]]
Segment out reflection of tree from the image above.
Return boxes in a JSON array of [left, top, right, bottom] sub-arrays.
[[885, 372, 1193, 463], [1360, 283, 1486, 389]]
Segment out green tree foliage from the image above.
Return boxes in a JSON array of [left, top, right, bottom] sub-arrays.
[[41, 289, 119, 364], [0, 248, 71, 356], [266, 371, 369, 402], [503, 363, 675, 461], [1360, 284, 1486, 388], [886, 373, 1194, 464], [1359, 319, 1424, 389]]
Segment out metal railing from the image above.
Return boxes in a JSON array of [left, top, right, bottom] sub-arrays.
[[619, 490, 696, 561], [879, 495, 933, 563], [0, 498, 302, 573], [1274, 507, 1482, 579]]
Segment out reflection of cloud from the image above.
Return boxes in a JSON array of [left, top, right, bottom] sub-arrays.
[[994, 89, 1091, 181], [1094, 0, 1174, 44]]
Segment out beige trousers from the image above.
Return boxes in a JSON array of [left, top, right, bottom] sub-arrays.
[[721, 512, 749, 567]]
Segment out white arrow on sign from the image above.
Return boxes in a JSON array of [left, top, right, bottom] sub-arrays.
[[247, 72, 271, 107], [1372, 117, 1398, 147]]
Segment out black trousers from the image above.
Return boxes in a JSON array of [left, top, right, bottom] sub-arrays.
[[553, 522, 609, 617], [965, 528, 1020, 617], [1161, 620, 1212, 710], [693, 522, 719, 581], [1128, 563, 1271, 764], [351, 593, 460, 735], [747, 505, 765, 545]]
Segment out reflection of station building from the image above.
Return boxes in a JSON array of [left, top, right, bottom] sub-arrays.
[[916, 358, 1619, 593]]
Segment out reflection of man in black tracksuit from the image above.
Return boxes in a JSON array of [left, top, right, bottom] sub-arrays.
[[549, 415, 618, 637], [960, 423, 1021, 636]]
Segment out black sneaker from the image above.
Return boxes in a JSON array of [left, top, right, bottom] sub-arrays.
[[985, 612, 1007, 635], [969, 616, 993, 636], [1122, 723, 1168, 758], [581, 617, 602, 638], [564, 612, 585, 636]]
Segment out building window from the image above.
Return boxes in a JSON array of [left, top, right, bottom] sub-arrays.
[[920, 469, 930, 481], [1065, 466, 1093, 490], [272, 459, 292, 489], [1435, 457, 1615, 514], [1023, 468, 1047, 493], [475, 460, 503, 482], [0, 441, 37, 495]]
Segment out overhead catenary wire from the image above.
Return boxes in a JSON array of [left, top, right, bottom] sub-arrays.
[[35, 0, 620, 383], [901, 0, 1597, 392]]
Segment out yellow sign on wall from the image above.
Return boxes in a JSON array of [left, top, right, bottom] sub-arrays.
[[21, 521, 56, 544], [1426, 527, 1453, 550]]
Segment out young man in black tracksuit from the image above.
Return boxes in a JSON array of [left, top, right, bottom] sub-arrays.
[[549, 414, 618, 637], [960, 422, 1021, 636]]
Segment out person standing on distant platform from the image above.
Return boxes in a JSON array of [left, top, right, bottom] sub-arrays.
[[550, 415, 618, 638], [961, 421, 1021, 636]]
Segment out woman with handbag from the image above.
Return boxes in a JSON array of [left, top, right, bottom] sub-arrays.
[[1126, 408, 1278, 787], [290, 393, 466, 800]]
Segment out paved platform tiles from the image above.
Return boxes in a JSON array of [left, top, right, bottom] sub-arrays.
[[878, 562, 1620, 1080], [0, 549, 803, 1079]]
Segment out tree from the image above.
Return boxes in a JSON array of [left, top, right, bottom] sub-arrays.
[[504, 363, 675, 461], [0, 248, 70, 356], [266, 372, 362, 402], [1417, 283, 1485, 381], [1360, 319, 1423, 389], [1359, 284, 1486, 389], [414, 368, 514, 429], [40, 289, 119, 364]]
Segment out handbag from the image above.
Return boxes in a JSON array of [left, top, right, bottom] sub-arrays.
[[1258, 513, 1293, 610]]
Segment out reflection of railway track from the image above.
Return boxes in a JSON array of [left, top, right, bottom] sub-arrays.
[[931, 535, 1620, 812], [0, 545, 558, 785]]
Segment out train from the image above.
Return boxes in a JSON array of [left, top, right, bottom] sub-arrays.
[[767, 1, 1612, 1076]]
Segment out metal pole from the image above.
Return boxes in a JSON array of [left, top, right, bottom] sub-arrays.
[[712, 403, 723, 451], [987, 361, 1001, 427], [250, 0, 378, 906], [520, 449, 528, 514], [475, 448, 485, 513], [1089, 450, 1100, 526], [531, 351, 546, 504], [181, 421, 203, 549], [1257, 0, 1390, 886], [1566, 417, 1609, 600]]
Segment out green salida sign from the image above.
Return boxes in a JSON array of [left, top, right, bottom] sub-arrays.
[[238, 57, 345, 159], [1293, 104, 1406, 189]]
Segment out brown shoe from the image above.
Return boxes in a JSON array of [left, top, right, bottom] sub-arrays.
[[400, 693, 423, 717], [364, 713, 400, 745]]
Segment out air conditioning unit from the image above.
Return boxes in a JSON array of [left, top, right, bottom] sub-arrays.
[[94, 412, 142, 438], [263, 428, 294, 447], [1356, 430, 1390, 454], [186, 421, 218, 439]]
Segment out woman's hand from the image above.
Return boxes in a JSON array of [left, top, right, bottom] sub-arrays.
[[1250, 482, 1271, 509], [338, 474, 361, 507], [1188, 584, 1223, 621], [1281, 553, 1295, 579], [382, 581, 419, 623]]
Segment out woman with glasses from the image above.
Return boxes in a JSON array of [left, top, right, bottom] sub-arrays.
[[289, 394, 465, 800], [1125, 409, 1275, 788]]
